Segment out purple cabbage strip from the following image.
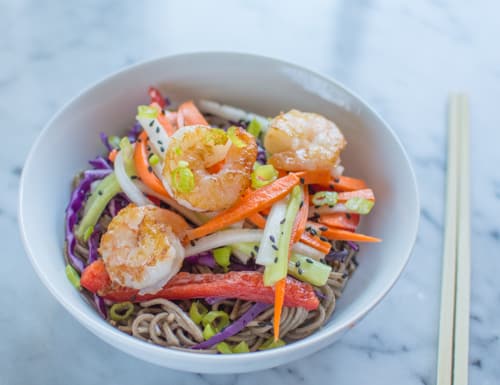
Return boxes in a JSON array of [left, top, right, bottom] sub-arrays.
[[164, 97, 171, 107], [65, 169, 111, 272], [230, 261, 257, 271], [89, 156, 111, 170], [127, 122, 142, 142], [192, 302, 271, 350], [93, 294, 108, 319], [184, 252, 216, 269], [107, 194, 130, 217], [256, 144, 267, 164], [99, 132, 113, 152], [314, 289, 326, 300], [325, 249, 349, 263], [87, 228, 101, 265], [347, 241, 360, 252]]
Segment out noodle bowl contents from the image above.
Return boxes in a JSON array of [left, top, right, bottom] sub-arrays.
[[64, 87, 381, 353]]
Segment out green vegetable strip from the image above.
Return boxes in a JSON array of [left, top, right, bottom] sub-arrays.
[[119, 137, 136, 176], [65, 264, 81, 290], [75, 173, 121, 240], [189, 301, 208, 325], [216, 342, 233, 354], [232, 341, 250, 353], [259, 337, 286, 350], [247, 118, 262, 138], [263, 185, 302, 286], [287, 253, 332, 286], [213, 247, 231, 271], [109, 302, 134, 321], [345, 197, 375, 214]]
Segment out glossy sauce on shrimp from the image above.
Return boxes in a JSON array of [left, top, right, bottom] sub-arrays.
[[264, 109, 346, 171], [98, 204, 188, 294], [162, 125, 257, 212]]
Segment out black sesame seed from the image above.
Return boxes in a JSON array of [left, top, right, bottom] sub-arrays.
[[253, 245, 259, 252], [250, 251, 256, 258], [310, 229, 317, 236], [353, 257, 359, 266], [271, 244, 279, 251], [131, 175, 138, 180], [298, 268, 304, 275], [342, 272, 348, 279], [274, 257, 278, 263], [137, 138, 142, 143], [345, 213, 352, 219], [306, 258, 313, 264], [156, 126, 160, 133], [299, 201, 304, 209], [329, 184, 335, 189], [320, 236, 329, 242], [299, 177, 305, 184], [160, 146, 165, 152], [319, 226, 328, 231], [147, 145, 151, 151], [149, 120, 154, 127], [269, 235, 275, 243], [157, 140, 163, 145], [320, 258, 326, 264], [190, 240, 196, 247], [334, 178, 340, 183], [280, 218, 286, 225], [148, 166, 153, 173], [328, 204, 334, 208], [97, 190, 103, 196], [295, 261, 301, 268]]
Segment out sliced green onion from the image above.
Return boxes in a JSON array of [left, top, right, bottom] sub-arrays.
[[189, 301, 209, 325], [65, 264, 81, 290], [109, 301, 134, 321], [148, 154, 160, 166], [108, 135, 121, 149], [251, 164, 278, 189], [288, 253, 332, 286], [345, 197, 375, 214], [202, 310, 230, 330], [263, 185, 303, 286], [213, 247, 231, 272], [203, 323, 217, 340], [259, 337, 286, 350], [76, 173, 121, 240], [205, 128, 228, 145], [171, 165, 195, 193], [247, 118, 262, 138], [119, 137, 136, 176], [82, 225, 94, 242], [137, 105, 158, 119], [312, 191, 338, 207], [216, 342, 233, 354], [227, 126, 246, 148], [232, 341, 250, 353], [173, 146, 183, 156]]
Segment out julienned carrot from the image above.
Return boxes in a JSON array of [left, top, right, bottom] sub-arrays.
[[321, 226, 381, 242], [134, 131, 171, 197], [108, 148, 118, 163], [81, 261, 319, 310], [318, 213, 360, 231], [186, 173, 300, 240], [337, 188, 375, 202], [157, 111, 175, 136], [178, 100, 208, 126], [292, 188, 308, 243], [295, 170, 331, 185], [248, 211, 331, 254], [273, 278, 286, 341], [300, 232, 332, 254], [247, 212, 267, 229], [333, 176, 367, 192]]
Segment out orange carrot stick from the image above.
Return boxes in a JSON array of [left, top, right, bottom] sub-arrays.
[[296, 171, 367, 192], [178, 100, 208, 126], [291, 188, 308, 243], [333, 176, 367, 192], [337, 188, 375, 202], [319, 213, 360, 231], [108, 148, 118, 163], [134, 131, 171, 197], [321, 227, 381, 242], [273, 278, 286, 341], [295, 170, 331, 185], [300, 232, 332, 254], [247, 212, 267, 229], [186, 174, 300, 240]]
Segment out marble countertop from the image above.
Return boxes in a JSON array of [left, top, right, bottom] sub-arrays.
[[2, 1, 499, 384]]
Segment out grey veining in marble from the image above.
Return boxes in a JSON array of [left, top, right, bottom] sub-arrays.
[[1, 0, 499, 384]]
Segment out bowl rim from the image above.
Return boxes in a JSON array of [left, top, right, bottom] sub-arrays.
[[18, 51, 420, 366]]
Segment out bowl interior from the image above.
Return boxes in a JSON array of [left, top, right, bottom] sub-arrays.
[[19, 53, 419, 373]]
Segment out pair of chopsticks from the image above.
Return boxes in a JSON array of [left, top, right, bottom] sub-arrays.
[[436, 94, 471, 385]]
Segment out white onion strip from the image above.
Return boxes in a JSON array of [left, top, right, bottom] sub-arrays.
[[114, 151, 152, 206], [136, 115, 171, 158], [255, 198, 287, 266], [198, 99, 269, 132], [292, 242, 326, 261]]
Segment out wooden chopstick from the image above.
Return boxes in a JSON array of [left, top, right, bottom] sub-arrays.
[[453, 94, 470, 385], [436, 94, 470, 385]]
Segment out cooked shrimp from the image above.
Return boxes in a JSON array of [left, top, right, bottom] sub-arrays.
[[162, 125, 257, 212], [264, 109, 346, 171], [99, 204, 188, 294]]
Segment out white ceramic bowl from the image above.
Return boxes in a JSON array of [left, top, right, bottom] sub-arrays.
[[19, 52, 419, 373]]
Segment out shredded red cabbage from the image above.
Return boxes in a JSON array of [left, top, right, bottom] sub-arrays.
[[325, 249, 349, 263], [99, 132, 113, 152], [184, 252, 216, 268], [256, 144, 267, 164], [87, 228, 100, 265], [191, 302, 271, 349], [347, 241, 359, 252], [65, 169, 111, 272], [89, 156, 111, 170], [127, 122, 142, 142], [93, 293, 108, 319], [107, 194, 130, 217], [205, 297, 226, 305]]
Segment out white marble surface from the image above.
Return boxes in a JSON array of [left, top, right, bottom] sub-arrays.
[[2, 0, 499, 384]]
